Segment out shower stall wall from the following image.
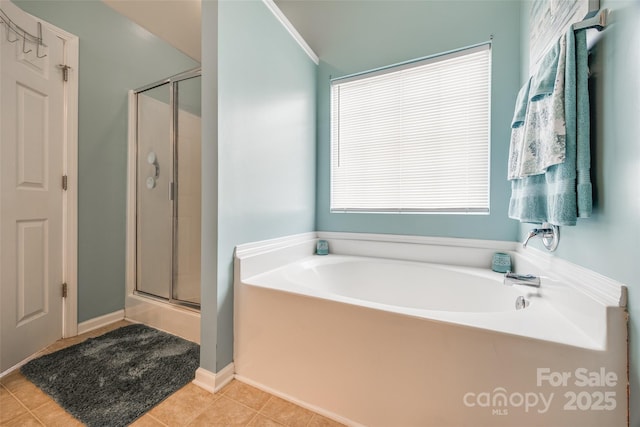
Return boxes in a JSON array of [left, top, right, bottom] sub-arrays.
[[125, 69, 201, 343]]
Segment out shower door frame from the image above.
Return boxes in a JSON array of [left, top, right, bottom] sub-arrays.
[[128, 67, 201, 311]]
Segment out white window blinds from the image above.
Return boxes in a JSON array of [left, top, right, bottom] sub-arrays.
[[330, 43, 491, 213]]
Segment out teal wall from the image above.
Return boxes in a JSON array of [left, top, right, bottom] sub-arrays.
[[12, 0, 199, 322], [311, 1, 522, 241], [520, 1, 640, 424], [212, 0, 317, 370]]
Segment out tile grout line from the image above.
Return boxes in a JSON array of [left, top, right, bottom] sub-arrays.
[[145, 412, 169, 427], [24, 393, 54, 427], [26, 406, 47, 427], [245, 411, 260, 426], [219, 393, 263, 413], [254, 394, 274, 419], [1, 382, 44, 426], [182, 390, 225, 426], [243, 389, 334, 427], [219, 391, 277, 425], [11, 372, 71, 426], [305, 413, 315, 427], [255, 395, 297, 427]]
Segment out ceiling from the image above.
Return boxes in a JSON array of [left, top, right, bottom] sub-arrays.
[[100, 0, 331, 64], [102, 0, 201, 61], [99, 0, 363, 64]]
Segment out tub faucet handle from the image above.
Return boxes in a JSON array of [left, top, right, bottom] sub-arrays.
[[522, 223, 560, 251]]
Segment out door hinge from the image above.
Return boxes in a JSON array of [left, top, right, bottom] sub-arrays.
[[62, 175, 68, 191], [58, 64, 71, 82], [62, 282, 68, 298]]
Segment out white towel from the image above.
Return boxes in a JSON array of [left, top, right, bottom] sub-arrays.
[[508, 35, 567, 180]]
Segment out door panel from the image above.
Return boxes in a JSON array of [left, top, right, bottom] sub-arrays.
[[136, 86, 172, 300], [1, 1, 65, 372], [16, 220, 48, 326], [17, 83, 48, 189], [174, 76, 201, 305]]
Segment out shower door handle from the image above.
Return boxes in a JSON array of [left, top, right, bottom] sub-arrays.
[[147, 152, 159, 179], [146, 152, 160, 190], [169, 182, 175, 201]]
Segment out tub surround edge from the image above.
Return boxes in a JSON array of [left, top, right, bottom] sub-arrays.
[[236, 232, 318, 281], [317, 231, 518, 251], [516, 246, 627, 308], [512, 247, 628, 353], [235, 231, 518, 277], [235, 232, 317, 258], [321, 235, 514, 270]]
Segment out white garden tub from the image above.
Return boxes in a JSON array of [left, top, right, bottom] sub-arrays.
[[233, 233, 628, 427], [278, 255, 522, 312]]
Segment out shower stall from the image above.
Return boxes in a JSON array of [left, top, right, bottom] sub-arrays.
[[125, 68, 201, 342]]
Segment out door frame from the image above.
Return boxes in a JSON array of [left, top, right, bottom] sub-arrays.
[[34, 13, 79, 339]]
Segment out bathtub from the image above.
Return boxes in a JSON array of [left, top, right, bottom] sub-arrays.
[[234, 233, 627, 427], [271, 255, 522, 312]]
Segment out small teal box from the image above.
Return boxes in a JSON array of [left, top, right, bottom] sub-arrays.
[[316, 239, 329, 255], [492, 252, 511, 273]]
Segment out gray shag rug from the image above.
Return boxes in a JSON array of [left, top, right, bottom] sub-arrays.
[[21, 324, 199, 427]]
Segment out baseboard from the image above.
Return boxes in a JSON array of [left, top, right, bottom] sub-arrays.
[[193, 363, 235, 393], [234, 375, 360, 427], [0, 351, 42, 379], [77, 310, 125, 335]]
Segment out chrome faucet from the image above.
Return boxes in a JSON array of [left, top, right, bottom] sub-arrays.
[[521, 223, 560, 251], [504, 272, 540, 288], [522, 227, 554, 248]]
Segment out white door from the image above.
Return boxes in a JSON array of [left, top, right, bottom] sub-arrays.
[[0, 1, 67, 372]]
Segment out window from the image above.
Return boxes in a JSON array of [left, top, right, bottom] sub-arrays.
[[330, 43, 491, 213]]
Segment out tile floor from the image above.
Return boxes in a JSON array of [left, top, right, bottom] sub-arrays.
[[0, 321, 344, 427]]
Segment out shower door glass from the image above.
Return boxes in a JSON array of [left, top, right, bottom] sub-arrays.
[[135, 69, 201, 309], [173, 76, 201, 305], [136, 83, 173, 300]]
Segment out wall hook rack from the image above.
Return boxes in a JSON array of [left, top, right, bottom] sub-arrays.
[[0, 7, 47, 58]]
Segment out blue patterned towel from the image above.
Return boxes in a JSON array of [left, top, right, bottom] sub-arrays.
[[508, 29, 592, 226]]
